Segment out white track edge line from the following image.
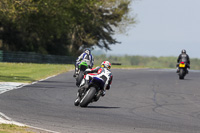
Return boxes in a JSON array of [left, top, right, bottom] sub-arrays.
[[0, 74, 60, 133]]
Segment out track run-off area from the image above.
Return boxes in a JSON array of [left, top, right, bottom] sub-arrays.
[[1, 69, 200, 133]]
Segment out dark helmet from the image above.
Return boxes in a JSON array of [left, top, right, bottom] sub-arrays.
[[181, 49, 186, 54], [84, 49, 91, 55]]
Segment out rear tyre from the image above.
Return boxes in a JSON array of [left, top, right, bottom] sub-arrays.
[[80, 87, 96, 107], [179, 69, 185, 80]]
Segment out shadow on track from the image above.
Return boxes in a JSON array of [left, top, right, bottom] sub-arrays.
[[87, 106, 120, 109], [179, 78, 192, 80]]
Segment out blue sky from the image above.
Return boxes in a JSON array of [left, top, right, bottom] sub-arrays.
[[95, 0, 200, 58]]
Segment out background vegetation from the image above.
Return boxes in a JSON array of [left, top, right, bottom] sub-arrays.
[[0, 55, 199, 83], [0, 0, 135, 56], [94, 55, 200, 70]]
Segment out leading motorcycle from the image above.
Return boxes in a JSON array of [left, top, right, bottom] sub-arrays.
[[75, 59, 90, 87], [178, 62, 187, 79]]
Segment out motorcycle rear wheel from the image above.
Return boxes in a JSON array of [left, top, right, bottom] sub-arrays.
[[80, 87, 96, 107], [179, 69, 185, 79]]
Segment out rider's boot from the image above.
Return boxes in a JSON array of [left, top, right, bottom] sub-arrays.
[[74, 92, 81, 106], [73, 66, 79, 77], [176, 67, 179, 73], [73, 72, 76, 77], [94, 90, 101, 102], [77, 80, 89, 96], [75, 86, 85, 105], [101, 90, 106, 97], [81, 80, 89, 90], [73, 69, 77, 77], [94, 90, 106, 102]]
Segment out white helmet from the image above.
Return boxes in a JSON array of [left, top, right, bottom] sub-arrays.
[[101, 61, 111, 69], [84, 49, 91, 55]]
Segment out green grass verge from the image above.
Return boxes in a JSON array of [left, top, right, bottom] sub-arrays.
[[0, 63, 74, 83], [0, 62, 168, 84], [0, 124, 33, 133]]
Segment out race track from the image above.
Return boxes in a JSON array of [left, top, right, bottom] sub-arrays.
[[1, 69, 200, 133]]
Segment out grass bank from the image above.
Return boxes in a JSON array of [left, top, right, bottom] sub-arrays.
[[0, 124, 34, 133], [0, 63, 74, 83]]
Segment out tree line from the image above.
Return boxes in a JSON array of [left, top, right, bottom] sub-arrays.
[[94, 55, 200, 70], [0, 0, 135, 56]]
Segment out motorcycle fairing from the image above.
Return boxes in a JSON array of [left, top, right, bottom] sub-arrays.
[[179, 62, 185, 68], [89, 77, 105, 90], [79, 62, 88, 70]]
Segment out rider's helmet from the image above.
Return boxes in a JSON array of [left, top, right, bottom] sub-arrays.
[[101, 61, 111, 69], [181, 49, 186, 54], [84, 49, 91, 55]]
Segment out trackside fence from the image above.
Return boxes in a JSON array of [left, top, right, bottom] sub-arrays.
[[0, 50, 76, 64]]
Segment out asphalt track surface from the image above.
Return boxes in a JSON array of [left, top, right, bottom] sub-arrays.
[[1, 69, 200, 133]]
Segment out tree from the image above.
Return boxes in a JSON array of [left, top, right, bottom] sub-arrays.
[[67, 0, 135, 55], [0, 0, 72, 55], [0, 0, 135, 56]]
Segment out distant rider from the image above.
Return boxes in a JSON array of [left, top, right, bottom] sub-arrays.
[[73, 49, 94, 77], [75, 61, 113, 104], [176, 49, 190, 73]]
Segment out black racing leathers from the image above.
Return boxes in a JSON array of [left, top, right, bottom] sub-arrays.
[[177, 53, 190, 68]]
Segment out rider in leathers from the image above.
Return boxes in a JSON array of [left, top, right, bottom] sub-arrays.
[[73, 49, 94, 77], [176, 49, 190, 73], [75, 61, 113, 104]]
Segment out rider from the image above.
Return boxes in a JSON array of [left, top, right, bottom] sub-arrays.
[[73, 49, 94, 77], [176, 49, 190, 73], [75, 61, 113, 104]]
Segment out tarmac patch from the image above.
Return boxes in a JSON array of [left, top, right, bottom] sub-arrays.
[[0, 82, 28, 94]]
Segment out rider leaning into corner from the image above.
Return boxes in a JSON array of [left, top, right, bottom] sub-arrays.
[[176, 49, 190, 73], [75, 61, 113, 104], [73, 49, 94, 77]]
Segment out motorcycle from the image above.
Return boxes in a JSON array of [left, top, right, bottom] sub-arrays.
[[75, 59, 90, 87], [178, 62, 187, 79], [74, 77, 105, 107]]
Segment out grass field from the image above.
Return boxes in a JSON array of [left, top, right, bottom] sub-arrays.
[[0, 124, 34, 133], [0, 63, 147, 83], [0, 63, 74, 83]]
